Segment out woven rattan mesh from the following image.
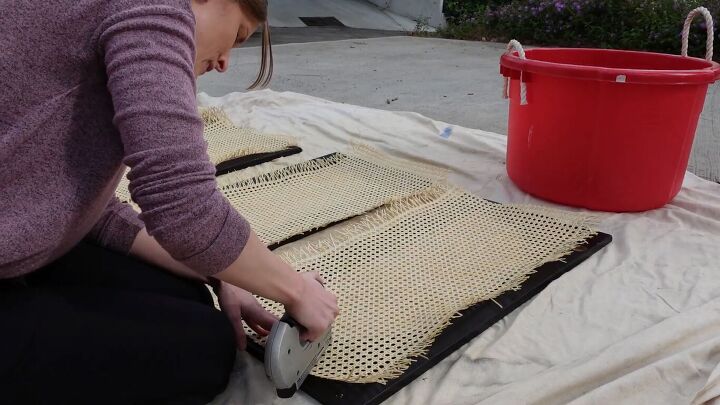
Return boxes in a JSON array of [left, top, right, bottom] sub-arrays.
[[220, 145, 447, 246], [251, 185, 596, 383]]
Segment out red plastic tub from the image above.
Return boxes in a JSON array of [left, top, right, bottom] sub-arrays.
[[500, 46, 720, 212]]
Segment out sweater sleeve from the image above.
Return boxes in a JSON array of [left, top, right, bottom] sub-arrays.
[[87, 196, 144, 253], [97, 6, 250, 276]]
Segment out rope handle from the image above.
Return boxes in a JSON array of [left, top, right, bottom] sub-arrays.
[[681, 6, 714, 61], [506, 39, 527, 59], [503, 39, 528, 105]]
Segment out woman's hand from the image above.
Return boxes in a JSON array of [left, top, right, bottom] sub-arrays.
[[215, 232, 339, 342], [284, 272, 339, 342], [217, 281, 277, 350]]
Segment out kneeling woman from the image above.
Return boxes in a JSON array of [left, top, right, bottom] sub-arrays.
[[0, 0, 338, 403]]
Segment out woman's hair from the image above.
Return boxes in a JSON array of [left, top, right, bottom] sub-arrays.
[[238, 0, 273, 90]]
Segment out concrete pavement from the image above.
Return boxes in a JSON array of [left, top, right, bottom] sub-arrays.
[[199, 36, 510, 134], [243, 27, 405, 47]]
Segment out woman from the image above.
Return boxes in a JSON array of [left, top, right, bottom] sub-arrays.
[[0, 0, 339, 403]]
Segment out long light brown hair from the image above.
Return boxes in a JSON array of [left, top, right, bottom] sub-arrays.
[[238, 0, 272, 89]]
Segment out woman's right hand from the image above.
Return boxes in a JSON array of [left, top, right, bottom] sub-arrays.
[[285, 271, 339, 342], [215, 231, 339, 342]]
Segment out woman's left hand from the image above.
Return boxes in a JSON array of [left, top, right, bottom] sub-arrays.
[[217, 281, 278, 350]]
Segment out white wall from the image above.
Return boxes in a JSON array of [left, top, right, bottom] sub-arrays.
[[367, 0, 445, 28], [268, 0, 418, 31]]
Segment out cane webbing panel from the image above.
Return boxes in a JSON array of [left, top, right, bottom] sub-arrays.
[[251, 186, 597, 384], [220, 146, 447, 246], [115, 107, 296, 203], [199, 107, 296, 166]]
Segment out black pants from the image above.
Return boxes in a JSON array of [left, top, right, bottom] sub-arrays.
[[0, 242, 236, 405]]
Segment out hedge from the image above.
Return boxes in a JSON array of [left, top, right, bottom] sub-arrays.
[[441, 0, 719, 61]]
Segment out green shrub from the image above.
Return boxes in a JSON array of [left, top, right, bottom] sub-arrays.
[[442, 0, 498, 38], [441, 0, 719, 61]]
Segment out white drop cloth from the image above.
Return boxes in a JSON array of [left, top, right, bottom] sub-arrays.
[[200, 90, 720, 405]]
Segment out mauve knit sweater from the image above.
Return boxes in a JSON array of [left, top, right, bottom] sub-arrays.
[[0, 0, 251, 278]]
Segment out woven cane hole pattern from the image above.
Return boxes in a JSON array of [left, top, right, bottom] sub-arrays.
[[115, 107, 296, 203], [200, 107, 296, 165], [115, 172, 132, 203], [249, 186, 597, 384], [221, 145, 447, 246]]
